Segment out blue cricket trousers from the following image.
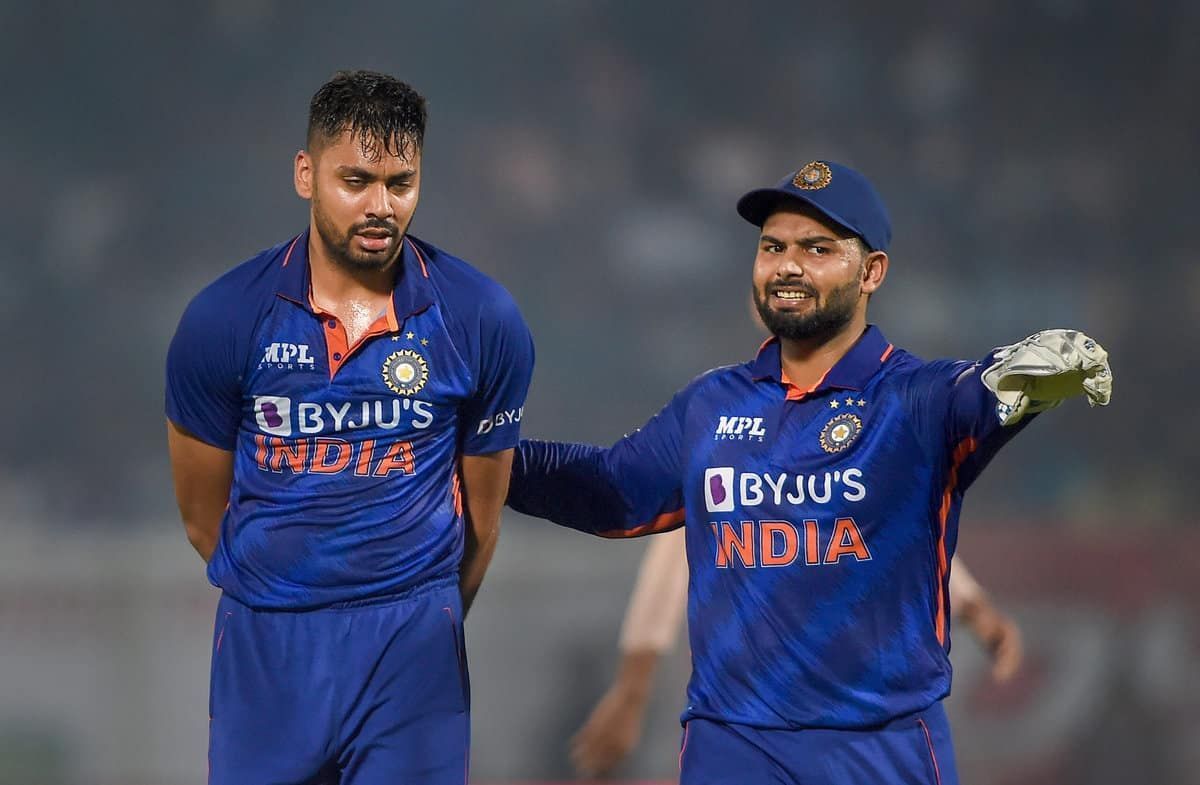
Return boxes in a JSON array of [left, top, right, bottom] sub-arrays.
[[680, 701, 958, 785], [208, 574, 469, 785]]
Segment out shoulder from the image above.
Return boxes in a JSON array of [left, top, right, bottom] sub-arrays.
[[672, 362, 752, 410], [410, 235, 524, 327], [183, 237, 293, 324], [875, 348, 968, 385]]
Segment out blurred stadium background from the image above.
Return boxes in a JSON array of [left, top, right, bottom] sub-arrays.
[[1, 1, 1197, 783]]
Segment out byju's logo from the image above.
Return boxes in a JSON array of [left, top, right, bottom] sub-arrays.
[[714, 415, 766, 442], [260, 343, 315, 369], [704, 467, 735, 512], [477, 407, 524, 435], [254, 396, 292, 436]]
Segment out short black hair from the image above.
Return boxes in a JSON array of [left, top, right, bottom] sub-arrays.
[[307, 70, 427, 160]]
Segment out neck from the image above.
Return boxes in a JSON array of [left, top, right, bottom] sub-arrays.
[[307, 230, 399, 304], [777, 314, 868, 390]]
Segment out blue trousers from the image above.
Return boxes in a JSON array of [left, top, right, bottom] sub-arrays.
[[680, 702, 958, 785], [208, 576, 469, 785]]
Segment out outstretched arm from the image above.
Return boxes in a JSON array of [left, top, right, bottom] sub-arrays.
[[571, 527, 688, 777], [509, 390, 689, 538], [950, 557, 1023, 682]]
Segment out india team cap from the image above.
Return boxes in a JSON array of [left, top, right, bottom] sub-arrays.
[[736, 160, 892, 252]]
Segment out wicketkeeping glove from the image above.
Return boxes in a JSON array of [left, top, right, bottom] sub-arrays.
[[981, 329, 1112, 426]]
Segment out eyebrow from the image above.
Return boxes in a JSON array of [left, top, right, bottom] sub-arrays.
[[335, 166, 417, 183], [759, 233, 842, 245]]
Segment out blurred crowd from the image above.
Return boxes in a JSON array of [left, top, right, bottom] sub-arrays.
[[2, 0, 1195, 526]]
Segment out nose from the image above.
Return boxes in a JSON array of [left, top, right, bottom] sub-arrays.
[[776, 250, 806, 278], [364, 183, 394, 220]]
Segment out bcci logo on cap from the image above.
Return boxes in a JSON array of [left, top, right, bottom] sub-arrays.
[[382, 349, 429, 396], [793, 161, 832, 190]]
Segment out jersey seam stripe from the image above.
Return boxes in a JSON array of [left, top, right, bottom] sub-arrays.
[[597, 507, 686, 538], [918, 717, 944, 785], [935, 437, 978, 645]]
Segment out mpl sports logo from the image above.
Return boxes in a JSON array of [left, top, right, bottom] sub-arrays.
[[259, 342, 316, 370], [714, 415, 766, 442]]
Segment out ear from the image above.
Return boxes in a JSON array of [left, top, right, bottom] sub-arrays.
[[861, 250, 888, 295], [294, 150, 314, 200]]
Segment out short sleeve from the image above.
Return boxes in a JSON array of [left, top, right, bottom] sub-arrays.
[[460, 292, 535, 455], [165, 291, 243, 450]]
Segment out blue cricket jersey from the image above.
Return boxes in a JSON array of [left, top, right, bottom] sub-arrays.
[[508, 326, 1029, 729], [166, 230, 534, 609]]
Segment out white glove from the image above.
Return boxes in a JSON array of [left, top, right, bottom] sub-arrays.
[[982, 329, 1112, 426]]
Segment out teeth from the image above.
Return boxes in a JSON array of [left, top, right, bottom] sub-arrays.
[[775, 291, 810, 300]]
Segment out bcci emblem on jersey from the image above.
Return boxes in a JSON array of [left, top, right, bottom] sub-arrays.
[[819, 412, 862, 454], [382, 349, 429, 396]]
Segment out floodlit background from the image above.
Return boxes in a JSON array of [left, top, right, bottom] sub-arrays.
[[2, 1, 1197, 783]]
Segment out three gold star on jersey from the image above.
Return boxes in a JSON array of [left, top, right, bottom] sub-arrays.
[[393, 332, 429, 346]]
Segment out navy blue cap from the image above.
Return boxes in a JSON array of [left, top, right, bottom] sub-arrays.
[[736, 161, 892, 252]]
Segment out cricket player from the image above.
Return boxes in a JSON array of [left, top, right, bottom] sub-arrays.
[[508, 160, 1110, 784], [165, 70, 534, 784], [570, 527, 1023, 777]]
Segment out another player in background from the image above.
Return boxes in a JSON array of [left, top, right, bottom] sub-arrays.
[[508, 160, 1110, 784], [570, 527, 1023, 777], [165, 71, 534, 784]]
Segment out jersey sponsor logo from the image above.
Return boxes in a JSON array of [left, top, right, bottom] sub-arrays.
[[714, 415, 767, 441], [702, 467, 866, 512], [259, 342, 316, 369], [819, 412, 862, 453], [254, 396, 293, 436], [382, 349, 429, 396], [254, 435, 415, 477], [710, 517, 871, 568], [252, 395, 434, 437], [704, 467, 735, 512], [476, 406, 524, 435]]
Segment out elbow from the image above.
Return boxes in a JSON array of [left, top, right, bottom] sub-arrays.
[[181, 515, 219, 562]]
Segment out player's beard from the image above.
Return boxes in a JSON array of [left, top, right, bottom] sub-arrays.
[[312, 200, 409, 273], [753, 275, 861, 344]]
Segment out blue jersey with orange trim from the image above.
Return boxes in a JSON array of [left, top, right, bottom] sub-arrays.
[[166, 230, 534, 610], [508, 326, 1029, 729]]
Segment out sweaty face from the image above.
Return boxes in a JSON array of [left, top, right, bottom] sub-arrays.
[[751, 206, 867, 343], [305, 131, 421, 272]]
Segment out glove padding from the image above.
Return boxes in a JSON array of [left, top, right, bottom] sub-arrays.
[[982, 329, 1112, 426]]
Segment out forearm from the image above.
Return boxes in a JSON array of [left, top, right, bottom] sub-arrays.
[[458, 450, 514, 616], [948, 557, 983, 621], [619, 528, 689, 652], [459, 516, 499, 615], [166, 420, 232, 565], [509, 440, 683, 537], [183, 519, 221, 563], [609, 648, 661, 703], [507, 440, 625, 531]]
